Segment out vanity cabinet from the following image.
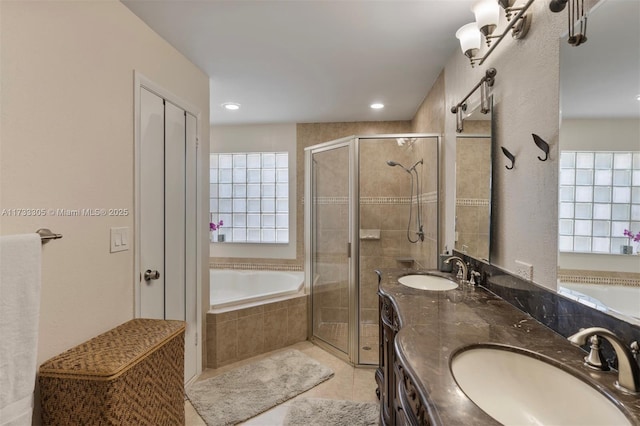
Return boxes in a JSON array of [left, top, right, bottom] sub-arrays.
[[376, 292, 399, 426], [377, 292, 431, 426]]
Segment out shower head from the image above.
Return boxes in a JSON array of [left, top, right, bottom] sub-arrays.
[[386, 160, 411, 173]]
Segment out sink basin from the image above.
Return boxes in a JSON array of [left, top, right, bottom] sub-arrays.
[[451, 345, 632, 426], [397, 274, 458, 291]]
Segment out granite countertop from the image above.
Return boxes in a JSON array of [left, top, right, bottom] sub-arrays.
[[378, 268, 640, 425]]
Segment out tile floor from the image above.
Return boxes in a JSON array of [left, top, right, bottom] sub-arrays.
[[185, 341, 379, 425]]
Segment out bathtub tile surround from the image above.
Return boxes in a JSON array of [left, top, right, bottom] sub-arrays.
[[457, 252, 640, 364], [207, 295, 308, 368]]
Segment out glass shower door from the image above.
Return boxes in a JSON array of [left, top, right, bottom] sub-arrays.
[[309, 142, 352, 356]]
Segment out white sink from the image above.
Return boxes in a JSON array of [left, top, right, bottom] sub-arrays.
[[451, 345, 632, 426], [397, 274, 458, 291]]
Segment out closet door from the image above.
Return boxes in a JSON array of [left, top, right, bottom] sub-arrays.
[[139, 87, 199, 383], [164, 101, 186, 322], [140, 88, 165, 320]]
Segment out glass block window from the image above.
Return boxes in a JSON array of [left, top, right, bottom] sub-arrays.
[[559, 151, 640, 253], [210, 152, 289, 243]]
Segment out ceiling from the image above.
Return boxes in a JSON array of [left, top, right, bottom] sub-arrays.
[[559, 0, 640, 119], [122, 0, 477, 125]]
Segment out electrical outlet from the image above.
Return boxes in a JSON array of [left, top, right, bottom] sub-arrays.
[[515, 260, 533, 281]]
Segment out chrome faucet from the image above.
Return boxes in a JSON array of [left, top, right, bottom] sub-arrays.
[[444, 256, 468, 283], [568, 327, 640, 394]]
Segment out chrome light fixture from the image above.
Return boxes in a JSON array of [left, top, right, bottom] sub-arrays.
[[549, 0, 588, 46], [456, 0, 534, 67]]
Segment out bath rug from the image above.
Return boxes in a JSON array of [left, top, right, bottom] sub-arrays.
[[186, 349, 333, 425], [283, 398, 379, 426]]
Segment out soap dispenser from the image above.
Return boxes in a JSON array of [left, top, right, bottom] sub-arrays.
[[439, 247, 453, 272]]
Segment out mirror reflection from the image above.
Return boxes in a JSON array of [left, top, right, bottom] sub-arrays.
[[455, 103, 492, 262], [557, 0, 640, 324]]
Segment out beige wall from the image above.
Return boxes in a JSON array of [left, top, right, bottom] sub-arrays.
[[560, 118, 640, 151], [0, 0, 210, 375]]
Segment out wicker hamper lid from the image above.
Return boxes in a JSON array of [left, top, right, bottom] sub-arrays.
[[39, 319, 185, 381]]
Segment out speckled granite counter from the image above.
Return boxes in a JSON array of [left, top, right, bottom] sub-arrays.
[[378, 268, 640, 425]]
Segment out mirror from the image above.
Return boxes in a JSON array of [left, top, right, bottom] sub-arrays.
[[557, 0, 640, 324], [454, 101, 492, 262]]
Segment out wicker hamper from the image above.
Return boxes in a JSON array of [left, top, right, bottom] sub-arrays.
[[38, 318, 185, 425]]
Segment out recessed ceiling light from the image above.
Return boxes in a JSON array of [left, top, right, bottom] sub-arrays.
[[222, 102, 240, 110], [636, 94, 640, 101], [370, 103, 384, 109]]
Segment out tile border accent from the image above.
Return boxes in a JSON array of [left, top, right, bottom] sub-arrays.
[[558, 273, 640, 288], [456, 198, 490, 207], [210, 263, 303, 271], [303, 192, 438, 206]]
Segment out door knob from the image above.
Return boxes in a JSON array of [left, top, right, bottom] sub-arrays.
[[144, 269, 160, 281]]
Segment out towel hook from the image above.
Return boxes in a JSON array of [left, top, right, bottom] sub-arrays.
[[501, 147, 516, 170], [532, 133, 550, 162]]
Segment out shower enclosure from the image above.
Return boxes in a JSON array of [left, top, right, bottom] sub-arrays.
[[304, 134, 440, 366]]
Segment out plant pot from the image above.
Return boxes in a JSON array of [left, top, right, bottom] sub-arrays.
[[621, 245, 633, 254], [218, 234, 226, 243]]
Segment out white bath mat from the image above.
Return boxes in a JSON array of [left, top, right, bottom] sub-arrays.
[[186, 349, 333, 425], [283, 398, 379, 425]]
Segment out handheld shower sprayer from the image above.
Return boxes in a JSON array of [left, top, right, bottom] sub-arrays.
[[386, 160, 411, 173], [386, 158, 425, 243]]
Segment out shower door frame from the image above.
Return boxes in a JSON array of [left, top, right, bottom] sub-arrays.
[[305, 136, 358, 365], [305, 134, 441, 366]]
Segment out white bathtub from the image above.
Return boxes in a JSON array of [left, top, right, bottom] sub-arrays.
[[559, 282, 640, 321], [210, 269, 305, 313]]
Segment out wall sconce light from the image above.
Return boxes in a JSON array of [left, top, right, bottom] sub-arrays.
[[549, 0, 588, 46], [456, 0, 534, 67]]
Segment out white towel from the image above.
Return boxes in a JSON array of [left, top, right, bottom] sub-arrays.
[[0, 234, 42, 426]]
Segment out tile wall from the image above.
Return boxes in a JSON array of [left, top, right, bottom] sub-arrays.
[[206, 294, 308, 368]]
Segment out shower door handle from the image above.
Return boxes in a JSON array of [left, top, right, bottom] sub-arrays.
[[347, 242, 351, 258]]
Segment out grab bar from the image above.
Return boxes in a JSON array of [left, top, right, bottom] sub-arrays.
[[36, 228, 63, 244]]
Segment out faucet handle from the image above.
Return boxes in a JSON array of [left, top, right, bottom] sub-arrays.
[[469, 271, 481, 286], [631, 341, 639, 361], [584, 335, 609, 371], [456, 266, 464, 280]]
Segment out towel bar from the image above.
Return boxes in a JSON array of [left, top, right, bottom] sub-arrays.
[[36, 229, 62, 244]]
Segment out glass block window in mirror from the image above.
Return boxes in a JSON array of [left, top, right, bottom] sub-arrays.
[[559, 151, 640, 254], [210, 152, 289, 243]]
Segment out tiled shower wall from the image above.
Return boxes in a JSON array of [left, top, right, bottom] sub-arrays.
[[359, 137, 439, 324]]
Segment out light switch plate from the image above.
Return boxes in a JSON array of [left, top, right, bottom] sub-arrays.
[[110, 227, 129, 253]]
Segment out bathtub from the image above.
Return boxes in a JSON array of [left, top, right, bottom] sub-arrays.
[[558, 282, 640, 321], [209, 269, 305, 313]]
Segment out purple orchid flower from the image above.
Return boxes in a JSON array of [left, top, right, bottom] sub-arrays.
[[210, 220, 224, 232], [623, 229, 640, 242]]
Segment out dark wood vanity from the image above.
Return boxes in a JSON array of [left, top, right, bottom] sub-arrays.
[[377, 283, 434, 426], [375, 268, 640, 426]]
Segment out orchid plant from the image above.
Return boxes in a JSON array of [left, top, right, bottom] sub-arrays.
[[623, 229, 640, 243], [210, 220, 224, 232]]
